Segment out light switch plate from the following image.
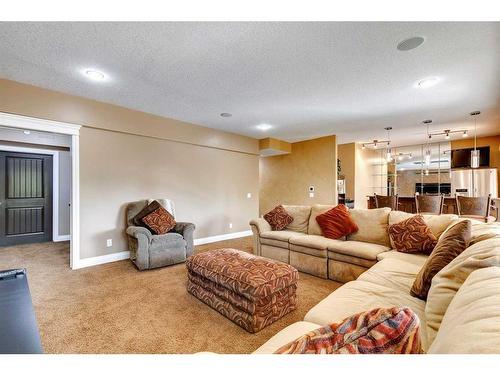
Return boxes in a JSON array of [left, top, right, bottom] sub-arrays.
[[106, 239, 113, 247], [309, 192, 315, 198]]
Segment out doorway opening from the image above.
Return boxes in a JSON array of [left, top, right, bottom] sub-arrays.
[[0, 112, 80, 269]]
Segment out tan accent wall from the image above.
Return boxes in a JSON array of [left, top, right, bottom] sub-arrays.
[[451, 135, 500, 188], [259, 135, 337, 215], [0, 79, 259, 259], [259, 137, 292, 155], [338, 143, 356, 200]]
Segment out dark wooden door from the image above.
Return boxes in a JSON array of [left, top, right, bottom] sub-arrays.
[[0, 151, 53, 246]]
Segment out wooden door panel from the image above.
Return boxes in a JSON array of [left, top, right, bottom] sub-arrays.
[[0, 152, 52, 247]]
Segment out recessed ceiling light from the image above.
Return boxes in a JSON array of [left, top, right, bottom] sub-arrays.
[[256, 124, 272, 131], [220, 113, 232, 118], [23, 130, 31, 135], [397, 36, 425, 51], [417, 77, 439, 89], [83, 69, 106, 81]]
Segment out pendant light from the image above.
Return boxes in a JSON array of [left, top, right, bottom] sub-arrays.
[[423, 120, 432, 167], [384, 127, 393, 162], [470, 111, 481, 168]]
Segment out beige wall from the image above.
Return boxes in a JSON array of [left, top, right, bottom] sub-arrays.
[[259, 135, 337, 215], [338, 143, 355, 200], [451, 135, 500, 188], [0, 79, 259, 260]]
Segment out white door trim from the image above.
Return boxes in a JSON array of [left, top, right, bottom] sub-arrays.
[[0, 145, 68, 241], [0, 112, 81, 269]]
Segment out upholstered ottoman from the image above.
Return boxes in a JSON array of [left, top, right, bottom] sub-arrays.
[[186, 248, 299, 333]]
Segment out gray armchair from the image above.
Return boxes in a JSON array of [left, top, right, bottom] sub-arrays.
[[125, 199, 195, 270]]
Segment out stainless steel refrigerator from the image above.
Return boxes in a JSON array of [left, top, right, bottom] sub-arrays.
[[451, 168, 498, 197]]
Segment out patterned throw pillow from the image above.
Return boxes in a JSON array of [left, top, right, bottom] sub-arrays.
[[274, 306, 423, 354], [132, 200, 163, 227], [264, 205, 294, 231], [388, 215, 437, 254], [141, 205, 176, 234], [411, 220, 471, 300], [315, 204, 359, 239]]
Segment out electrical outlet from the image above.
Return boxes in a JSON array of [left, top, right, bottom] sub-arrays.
[[229, 223, 233, 229], [106, 239, 113, 247], [246, 192, 252, 199]]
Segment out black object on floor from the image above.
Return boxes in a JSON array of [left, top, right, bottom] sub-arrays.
[[0, 268, 43, 353]]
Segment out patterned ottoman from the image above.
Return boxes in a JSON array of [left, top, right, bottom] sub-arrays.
[[186, 248, 299, 333]]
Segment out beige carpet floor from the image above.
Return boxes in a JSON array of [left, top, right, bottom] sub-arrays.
[[0, 237, 341, 353]]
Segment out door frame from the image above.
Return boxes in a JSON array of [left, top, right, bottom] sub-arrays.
[[0, 146, 65, 241], [0, 112, 81, 269]]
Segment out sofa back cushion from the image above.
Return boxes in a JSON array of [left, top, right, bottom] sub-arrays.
[[347, 207, 391, 247], [308, 204, 335, 235], [283, 205, 312, 234], [425, 237, 500, 346], [388, 211, 458, 248], [428, 267, 500, 354]]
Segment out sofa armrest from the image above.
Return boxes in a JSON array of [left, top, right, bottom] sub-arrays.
[[249, 218, 271, 234], [173, 222, 196, 257], [126, 225, 153, 242]]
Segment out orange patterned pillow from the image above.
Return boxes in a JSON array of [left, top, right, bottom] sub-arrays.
[[141, 206, 176, 234], [316, 204, 359, 239], [264, 205, 294, 231], [388, 215, 437, 254]]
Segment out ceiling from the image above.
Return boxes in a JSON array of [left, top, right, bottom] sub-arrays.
[[0, 22, 499, 146]]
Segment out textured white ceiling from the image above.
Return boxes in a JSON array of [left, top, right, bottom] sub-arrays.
[[0, 22, 499, 146]]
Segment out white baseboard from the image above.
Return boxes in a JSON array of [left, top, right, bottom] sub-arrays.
[[53, 235, 71, 242], [74, 251, 130, 269], [193, 230, 252, 246], [73, 230, 252, 270]]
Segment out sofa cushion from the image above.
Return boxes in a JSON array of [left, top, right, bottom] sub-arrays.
[[264, 205, 294, 230], [389, 211, 458, 242], [253, 321, 322, 354], [469, 221, 500, 245], [411, 220, 471, 301], [308, 204, 335, 235], [425, 237, 500, 346], [304, 259, 429, 349], [275, 306, 422, 354], [347, 207, 391, 247], [260, 230, 305, 249], [283, 205, 311, 234], [376, 250, 428, 267], [289, 234, 343, 250], [315, 204, 359, 239], [428, 267, 500, 354], [327, 240, 390, 261], [388, 215, 437, 255]]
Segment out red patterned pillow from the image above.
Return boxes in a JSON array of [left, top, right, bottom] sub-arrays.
[[274, 306, 423, 354], [263, 205, 294, 231], [315, 204, 358, 239], [141, 206, 176, 234], [388, 215, 437, 254]]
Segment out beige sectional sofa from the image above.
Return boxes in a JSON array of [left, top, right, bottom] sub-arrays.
[[253, 221, 500, 354], [250, 205, 458, 283]]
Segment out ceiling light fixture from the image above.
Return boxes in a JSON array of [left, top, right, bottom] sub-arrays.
[[417, 77, 439, 89], [397, 36, 425, 51], [220, 113, 232, 118], [23, 130, 31, 135], [83, 69, 106, 81], [462, 130, 468, 138], [470, 111, 481, 169], [423, 120, 432, 167], [384, 127, 393, 162], [256, 124, 272, 131], [428, 128, 468, 140]]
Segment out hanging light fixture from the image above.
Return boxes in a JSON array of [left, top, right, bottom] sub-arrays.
[[384, 127, 393, 162], [423, 120, 432, 167], [470, 111, 481, 168]]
